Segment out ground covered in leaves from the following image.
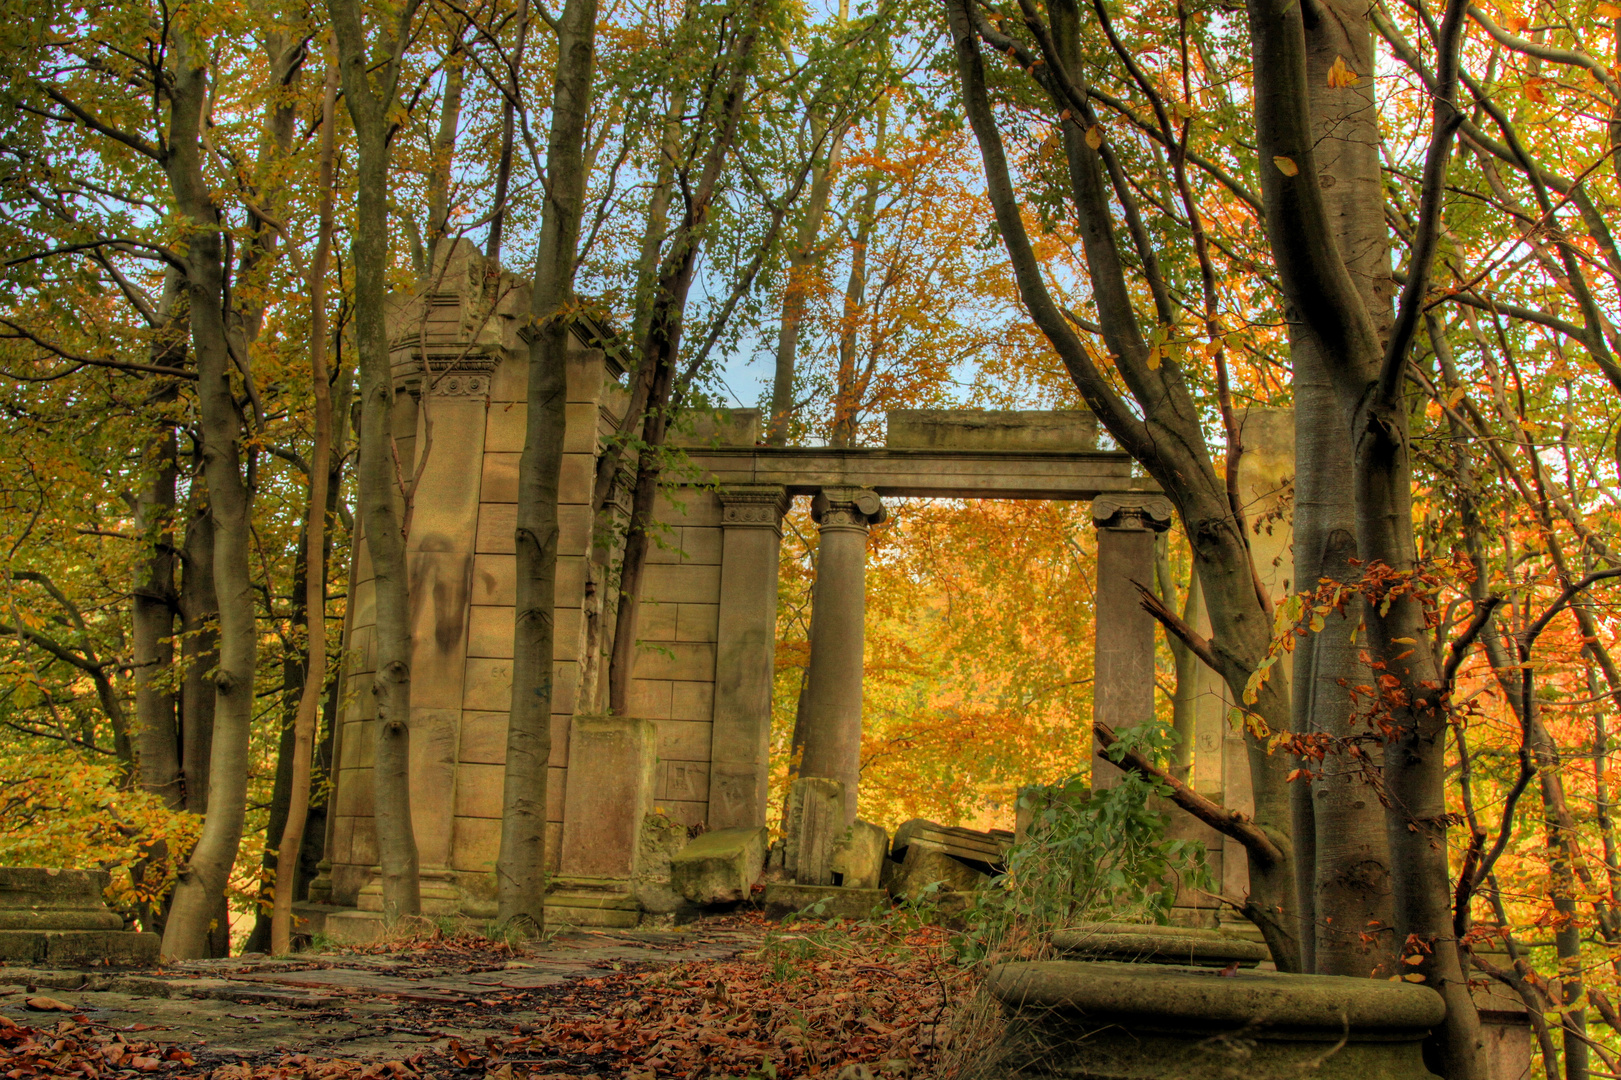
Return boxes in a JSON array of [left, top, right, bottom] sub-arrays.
[[0, 915, 976, 1080]]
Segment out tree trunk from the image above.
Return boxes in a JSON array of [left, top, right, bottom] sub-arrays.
[[767, 112, 844, 445], [328, 0, 427, 922], [159, 30, 261, 962], [499, 0, 598, 931]]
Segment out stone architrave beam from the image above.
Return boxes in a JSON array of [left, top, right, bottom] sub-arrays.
[[1091, 494, 1175, 789], [798, 488, 885, 823], [683, 446, 1152, 501], [708, 485, 789, 830]]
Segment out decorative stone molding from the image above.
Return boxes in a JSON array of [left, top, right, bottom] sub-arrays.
[[425, 372, 491, 398], [811, 486, 886, 533], [718, 485, 789, 532], [1091, 493, 1174, 532]]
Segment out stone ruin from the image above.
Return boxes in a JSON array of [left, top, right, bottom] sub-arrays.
[[0, 868, 157, 966]]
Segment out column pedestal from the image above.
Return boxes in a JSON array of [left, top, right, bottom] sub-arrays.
[[797, 487, 885, 824]]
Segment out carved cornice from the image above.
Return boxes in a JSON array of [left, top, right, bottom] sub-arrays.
[[812, 486, 886, 534], [1092, 493, 1175, 532], [718, 485, 789, 532]]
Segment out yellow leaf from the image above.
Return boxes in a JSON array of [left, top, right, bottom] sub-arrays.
[[1085, 125, 1103, 149], [1403, 954, 1424, 965], [1446, 385, 1466, 407], [1273, 155, 1299, 176], [1146, 345, 1161, 370], [1327, 55, 1360, 87], [1204, 339, 1223, 357], [1600, 1, 1621, 16], [1392, 637, 1416, 644], [1404, 972, 1426, 982]]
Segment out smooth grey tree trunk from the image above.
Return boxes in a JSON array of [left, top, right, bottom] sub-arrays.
[[160, 31, 260, 961], [328, 0, 427, 922], [499, 0, 598, 932]]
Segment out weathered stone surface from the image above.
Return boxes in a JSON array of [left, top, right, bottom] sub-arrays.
[[633, 813, 690, 914], [0, 868, 123, 930], [886, 409, 1099, 451], [890, 820, 1010, 874], [1050, 923, 1269, 968], [671, 826, 768, 904], [545, 879, 642, 929], [557, 715, 657, 882], [762, 884, 889, 922], [832, 820, 888, 890], [1471, 951, 1532, 1080], [783, 778, 846, 886], [988, 960, 1443, 1079], [0, 869, 157, 966], [890, 845, 989, 900]]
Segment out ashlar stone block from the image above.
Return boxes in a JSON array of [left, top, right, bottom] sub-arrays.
[[832, 819, 889, 890], [557, 715, 657, 881], [671, 826, 768, 904]]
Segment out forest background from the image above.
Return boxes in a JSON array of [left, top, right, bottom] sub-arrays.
[[0, 0, 1617, 1072]]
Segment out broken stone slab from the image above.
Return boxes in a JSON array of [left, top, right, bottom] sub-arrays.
[[761, 884, 889, 922], [0, 868, 157, 966], [890, 845, 990, 901], [633, 812, 690, 914], [1050, 923, 1270, 968], [784, 777, 846, 886], [890, 819, 1010, 874], [671, 826, 767, 904], [987, 960, 1444, 1079], [885, 409, 1099, 451], [831, 820, 888, 890]]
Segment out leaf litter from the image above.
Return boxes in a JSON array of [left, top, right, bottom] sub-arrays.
[[0, 915, 972, 1080]]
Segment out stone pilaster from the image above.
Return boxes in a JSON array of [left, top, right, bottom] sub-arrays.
[[708, 485, 789, 830], [1091, 493, 1174, 789], [798, 487, 886, 824]]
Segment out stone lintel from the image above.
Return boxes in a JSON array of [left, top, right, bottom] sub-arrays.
[[683, 446, 1152, 501], [1092, 493, 1175, 532]]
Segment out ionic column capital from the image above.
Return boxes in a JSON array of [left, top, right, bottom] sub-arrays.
[[812, 486, 886, 534], [1092, 493, 1175, 532], [718, 485, 789, 533]]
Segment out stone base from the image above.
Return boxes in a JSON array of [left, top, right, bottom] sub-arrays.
[[322, 910, 387, 944], [987, 960, 1444, 1080], [0, 929, 158, 966], [356, 869, 461, 917], [762, 884, 889, 922], [546, 878, 641, 929]]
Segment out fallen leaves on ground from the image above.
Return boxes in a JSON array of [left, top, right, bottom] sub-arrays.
[[0, 916, 976, 1080]]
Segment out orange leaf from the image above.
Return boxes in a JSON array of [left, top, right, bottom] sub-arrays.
[[1273, 155, 1299, 176]]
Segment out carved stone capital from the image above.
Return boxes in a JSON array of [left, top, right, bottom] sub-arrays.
[[812, 486, 886, 534], [718, 485, 789, 531], [1092, 493, 1174, 532]]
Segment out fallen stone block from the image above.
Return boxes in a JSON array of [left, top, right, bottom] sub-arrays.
[[633, 812, 690, 914], [890, 845, 990, 900], [832, 820, 888, 889], [890, 819, 1010, 874], [784, 778, 846, 886], [762, 884, 889, 922], [671, 826, 768, 904]]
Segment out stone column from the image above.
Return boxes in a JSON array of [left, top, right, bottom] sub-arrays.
[[1091, 494, 1174, 789], [708, 485, 789, 830], [798, 487, 885, 824]]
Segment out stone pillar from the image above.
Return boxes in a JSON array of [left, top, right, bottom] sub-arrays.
[[798, 487, 885, 823], [1091, 494, 1174, 789], [397, 370, 491, 914], [708, 485, 789, 830]]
